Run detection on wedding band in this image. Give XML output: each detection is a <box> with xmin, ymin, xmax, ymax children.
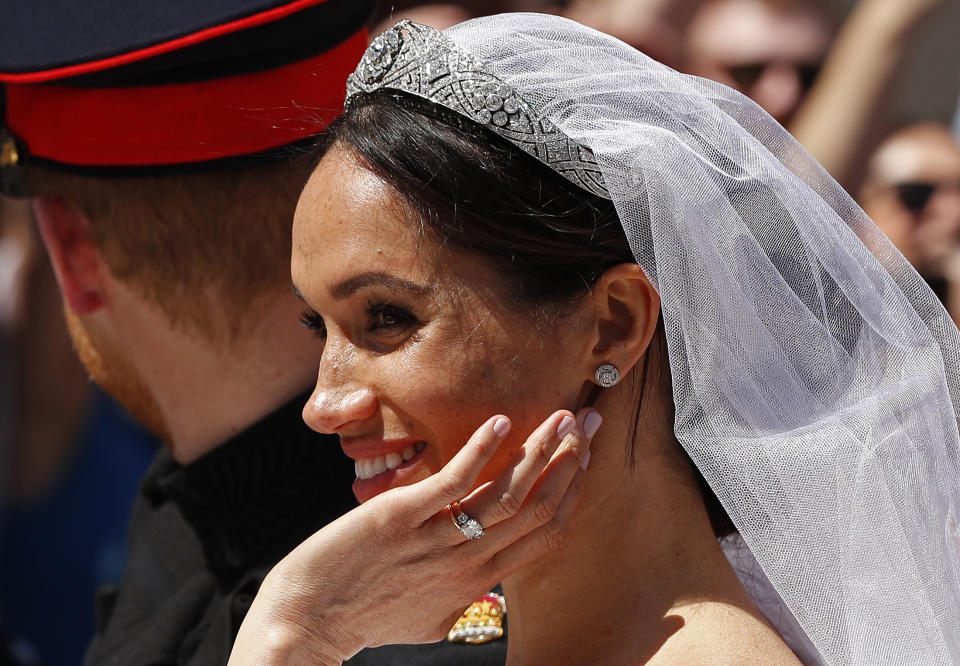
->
<box><xmin>448</xmin><ymin>500</ymin><xmax>485</xmax><ymax>540</ymax></box>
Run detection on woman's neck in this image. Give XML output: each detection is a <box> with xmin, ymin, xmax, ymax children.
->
<box><xmin>500</xmin><ymin>426</ymin><xmax>758</xmax><ymax>665</ymax></box>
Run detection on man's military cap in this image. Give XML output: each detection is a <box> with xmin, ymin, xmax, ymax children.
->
<box><xmin>0</xmin><ymin>0</ymin><xmax>376</xmax><ymax>194</ymax></box>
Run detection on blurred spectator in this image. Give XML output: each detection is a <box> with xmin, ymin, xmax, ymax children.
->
<box><xmin>564</xmin><ymin>0</ymin><xmax>706</xmax><ymax>68</ymax></box>
<box><xmin>789</xmin><ymin>0</ymin><xmax>950</xmax><ymax>192</ymax></box>
<box><xmin>860</xmin><ymin>122</ymin><xmax>960</xmax><ymax>317</ymax></box>
<box><xmin>682</xmin><ymin>0</ymin><xmax>951</xmax><ymax>193</ymax></box>
<box><xmin>685</xmin><ymin>0</ymin><xmax>837</xmax><ymax>125</ymax></box>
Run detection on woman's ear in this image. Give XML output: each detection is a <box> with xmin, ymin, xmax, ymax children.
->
<box><xmin>33</xmin><ymin>197</ymin><xmax>106</xmax><ymax>314</ymax></box>
<box><xmin>584</xmin><ymin>263</ymin><xmax>660</xmax><ymax>381</ymax></box>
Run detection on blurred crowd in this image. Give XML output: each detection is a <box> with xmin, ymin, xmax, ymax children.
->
<box><xmin>2</xmin><ymin>0</ymin><xmax>958</xmax><ymax>664</ymax></box>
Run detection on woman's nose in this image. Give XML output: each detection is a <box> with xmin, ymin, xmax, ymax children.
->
<box><xmin>302</xmin><ymin>353</ymin><xmax>378</xmax><ymax>434</ymax></box>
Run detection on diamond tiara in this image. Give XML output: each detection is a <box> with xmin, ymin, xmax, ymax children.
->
<box><xmin>345</xmin><ymin>20</ymin><xmax>610</xmax><ymax>200</ymax></box>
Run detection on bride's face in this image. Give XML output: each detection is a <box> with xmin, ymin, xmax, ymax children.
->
<box><xmin>292</xmin><ymin>145</ymin><xmax>589</xmax><ymax>502</ymax></box>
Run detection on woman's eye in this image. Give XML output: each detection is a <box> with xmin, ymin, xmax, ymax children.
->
<box><xmin>298</xmin><ymin>310</ymin><xmax>327</xmax><ymax>338</ymax></box>
<box><xmin>366</xmin><ymin>303</ymin><xmax>418</xmax><ymax>333</ymax></box>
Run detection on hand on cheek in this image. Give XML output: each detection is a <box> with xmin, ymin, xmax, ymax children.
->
<box><xmin>229</xmin><ymin>407</ymin><xmax>602</xmax><ymax>664</ymax></box>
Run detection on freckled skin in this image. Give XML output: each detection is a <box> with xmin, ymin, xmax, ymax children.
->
<box><xmin>291</xmin><ymin>144</ymin><xmax>591</xmax><ymax>497</ymax></box>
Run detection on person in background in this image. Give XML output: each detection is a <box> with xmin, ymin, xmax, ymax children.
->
<box><xmin>685</xmin><ymin>0</ymin><xmax>837</xmax><ymax>126</ymax></box>
<box><xmin>860</xmin><ymin>122</ymin><xmax>960</xmax><ymax>320</ymax></box>
<box><xmin>563</xmin><ymin>0</ymin><xmax>705</xmax><ymax>70</ymax></box>
<box><xmin>787</xmin><ymin>0</ymin><xmax>950</xmax><ymax>192</ymax></box>
<box><xmin>684</xmin><ymin>0</ymin><xmax>949</xmax><ymax>192</ymax></box>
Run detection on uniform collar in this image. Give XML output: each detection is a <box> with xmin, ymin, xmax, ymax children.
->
<box><xmin>142</xmin><ymin>393</ymin><xmax>357</xmax><ymax>583</ymax></box>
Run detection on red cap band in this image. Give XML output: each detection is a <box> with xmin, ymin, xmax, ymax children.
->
<box><xmin>4</xmin><ymin>29</ymin><xmax>366</xmax><ymax>167</ymax></box>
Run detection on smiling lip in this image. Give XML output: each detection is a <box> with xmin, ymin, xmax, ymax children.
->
<box><xmin>342</xmin><ymin>438</ymin><xmax>428</xmax><ymax>503</ymax></box>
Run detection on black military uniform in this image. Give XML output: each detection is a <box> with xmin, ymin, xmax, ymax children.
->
<box><xmin>0</xmin><ymin>2</ymin><xmax>506</xmax><ymax>663</ymax></box>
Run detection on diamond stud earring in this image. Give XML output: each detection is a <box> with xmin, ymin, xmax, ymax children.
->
<box><xmin>595</xmin><ymin>363</ymin><xmax>620</xmax><ymax>388</ymax></box>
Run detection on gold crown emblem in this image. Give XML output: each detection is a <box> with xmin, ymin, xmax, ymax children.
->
<box><xmin>446</xmin><ymin>592</ymin><xmax>506</xmax><ymax>644</ymax></box>
<box><xmin>0</xmin><ymin>136</ymin><xmax>19</xmax><ymax>168</ymax></box>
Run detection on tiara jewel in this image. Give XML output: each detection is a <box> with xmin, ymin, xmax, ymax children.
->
<box><xmin>346</xmin><ymin>21</ymin><xmax>610</xmax><ymax>199</ymax></box>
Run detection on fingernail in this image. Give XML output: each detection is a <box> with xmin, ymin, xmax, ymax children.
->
<box><xmin>583</xmin><ymin>412</ymin><xmax>603</xmax><ymax>439</ymax></box>
<box><xmin>493</xmin><ymin>417</ymin><xmax>511</xmax><ymax>438</ymax></box>
<box><xmin>581</xmin><ymin>450</ymin><xmax>592</xmax><ymax>470</ymax></box>
<box><xmin>557</xmin><ymin>415</ymin><xmax>576</xmax><ymax>440</ymax></box>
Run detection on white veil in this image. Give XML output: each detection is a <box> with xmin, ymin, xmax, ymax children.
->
<box><xmin>354</xmin><ymin>13</ymin><xmax>960</xmax><ymax>663</ymax></box>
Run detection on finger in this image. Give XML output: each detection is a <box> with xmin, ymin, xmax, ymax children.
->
<box><xmin>429</xmin><ymin>408</ymin><xmax>598</xmax><ymax>546</ymax></box>
<box><xmin>482</xmin><ymin>464</ymin><xmax>587</xmax><ymax>577</ymax></box>
<box><xmin>402</xmin><ymin>414</ymin><xmax>512</xmax><ymax>520</ymax></box>
<box><xmin>425</xmin><ymin>409</ymin><xmax>576</xmax><ymax>546</ymax></box>
<box><xmin>461</xmin><ymin>409</ymin><xmax>596</xmax><ymax>528</ymax></box>
<box><xmin>463</xmin><ymin>408</ymin><xmax>596</xmax><ymax>551</ymax></box>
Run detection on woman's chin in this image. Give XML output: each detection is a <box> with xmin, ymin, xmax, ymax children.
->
<box><xmin>352</xmin><ymin>459</ymin><xmax>433</xmax><ymax>503</ymax></box>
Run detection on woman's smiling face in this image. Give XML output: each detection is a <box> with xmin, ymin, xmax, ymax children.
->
<box><xmin>291</xmin><ymin>144</ymin><xmax>589</xmax><ymax>502</ymax></box>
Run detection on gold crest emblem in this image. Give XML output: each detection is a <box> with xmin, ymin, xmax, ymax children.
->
<box><xmin>0</xmin><ymin>136</ymin><xmax>19</xmax><ymax>168</ymax></box>
<box><xmin>447</xmin><ymin>592</ymin><xmax>507</xmax><ymax>644</ymax></box>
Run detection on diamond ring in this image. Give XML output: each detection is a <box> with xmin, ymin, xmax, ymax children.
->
<box><xmin>448</xmin><ymin>500</ymin><xmax>484</xmax><ymax>540</ymax></box>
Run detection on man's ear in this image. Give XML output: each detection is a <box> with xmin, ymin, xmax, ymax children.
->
<box><xmin>33</xmin><ymin>197</ymin><xmax>106</xmax><ymax>314</ymax></box>
<box><xmin>585</xmin><ymin>263</ymin><xmax>660</xmax><ymax>380</ymax></box>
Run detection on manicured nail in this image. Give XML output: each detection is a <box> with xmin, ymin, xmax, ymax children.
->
<box><xmin>493</xmin><ymin>417</ymin><xmax>511</xmax><ymax>438</ymax></box>
<box><xmin>557</xmin><ymin>415</ymin><xmax>576</xmax><ymax>440</ymax></box>
<box><xmin>583</xmin><ymin>411</ymin><xmax>603</xmax><ymax>439</ymax></box>
<box><xmin>581</xmin><ymin>450</ymin><xmax>592</xmax><ymax>470</ymax></box>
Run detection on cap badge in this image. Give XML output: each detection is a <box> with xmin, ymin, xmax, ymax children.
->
<box><xmin>0</xmin><ymin>135</ymin><xmax>19</xmax><ymax>168</ymax></box>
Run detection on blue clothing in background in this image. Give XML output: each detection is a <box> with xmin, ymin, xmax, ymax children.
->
<box><xmin>1</xmin><ymin>390</ymin><xmax>157</xmax><ymax>666</ymax></box>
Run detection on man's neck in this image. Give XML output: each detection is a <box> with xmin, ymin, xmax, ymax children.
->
<box><xmin>123</xmin><ymin>289</ymin><xmax>321</xmax><ymax>464</ymax></box>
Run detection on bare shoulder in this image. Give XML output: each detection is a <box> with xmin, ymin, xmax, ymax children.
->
<box><xmin>646</xmin><ymin>601</ymin><xmax>802</xmax><ymax>665</ymax></box>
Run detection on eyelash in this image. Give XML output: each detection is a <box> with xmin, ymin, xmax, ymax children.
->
<box><xmin>299</xmin><ymin>309</ymin><xmax>326</xmax><ymax>338</ymax></box>
<box><xmin>298</xmin><ymin>302</ymin><xmax>420</xmax><ymax>339</ymax></box>
<box><xmin>364</xmin><ymin>302</ymin><xmax>420</xmax><ymax>333</ymax></box>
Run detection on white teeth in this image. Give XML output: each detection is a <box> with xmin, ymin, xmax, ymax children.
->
<box><xmin>385</xmin><ymin>451</ymin><xmax>403</xmax><ymax>470</ymax></box>
<box><xmin>354</xmin><ymin>443</ymin><xmax>427</xmax><ymax>480</ymax></box>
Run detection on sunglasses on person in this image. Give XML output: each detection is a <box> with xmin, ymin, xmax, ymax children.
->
<box><xmin>893</xmin><ymin>182</ymin><xmax>960</xmax><ymax>213</ymax></box>
<box><xmin>727</xmin><ymin>62</ymin><xmax>822</xmax><ymax>93</ymax></box>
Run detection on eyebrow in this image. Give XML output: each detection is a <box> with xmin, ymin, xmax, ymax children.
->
<box><xmin>331</xmin><ymin>272</ymin><xmax>433</xmax><ymax>300</ymax></box>
<box><xmin>290</xmin><ymin>273</ymin><xmax>432</xmax><ymax>303</ymax></box>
